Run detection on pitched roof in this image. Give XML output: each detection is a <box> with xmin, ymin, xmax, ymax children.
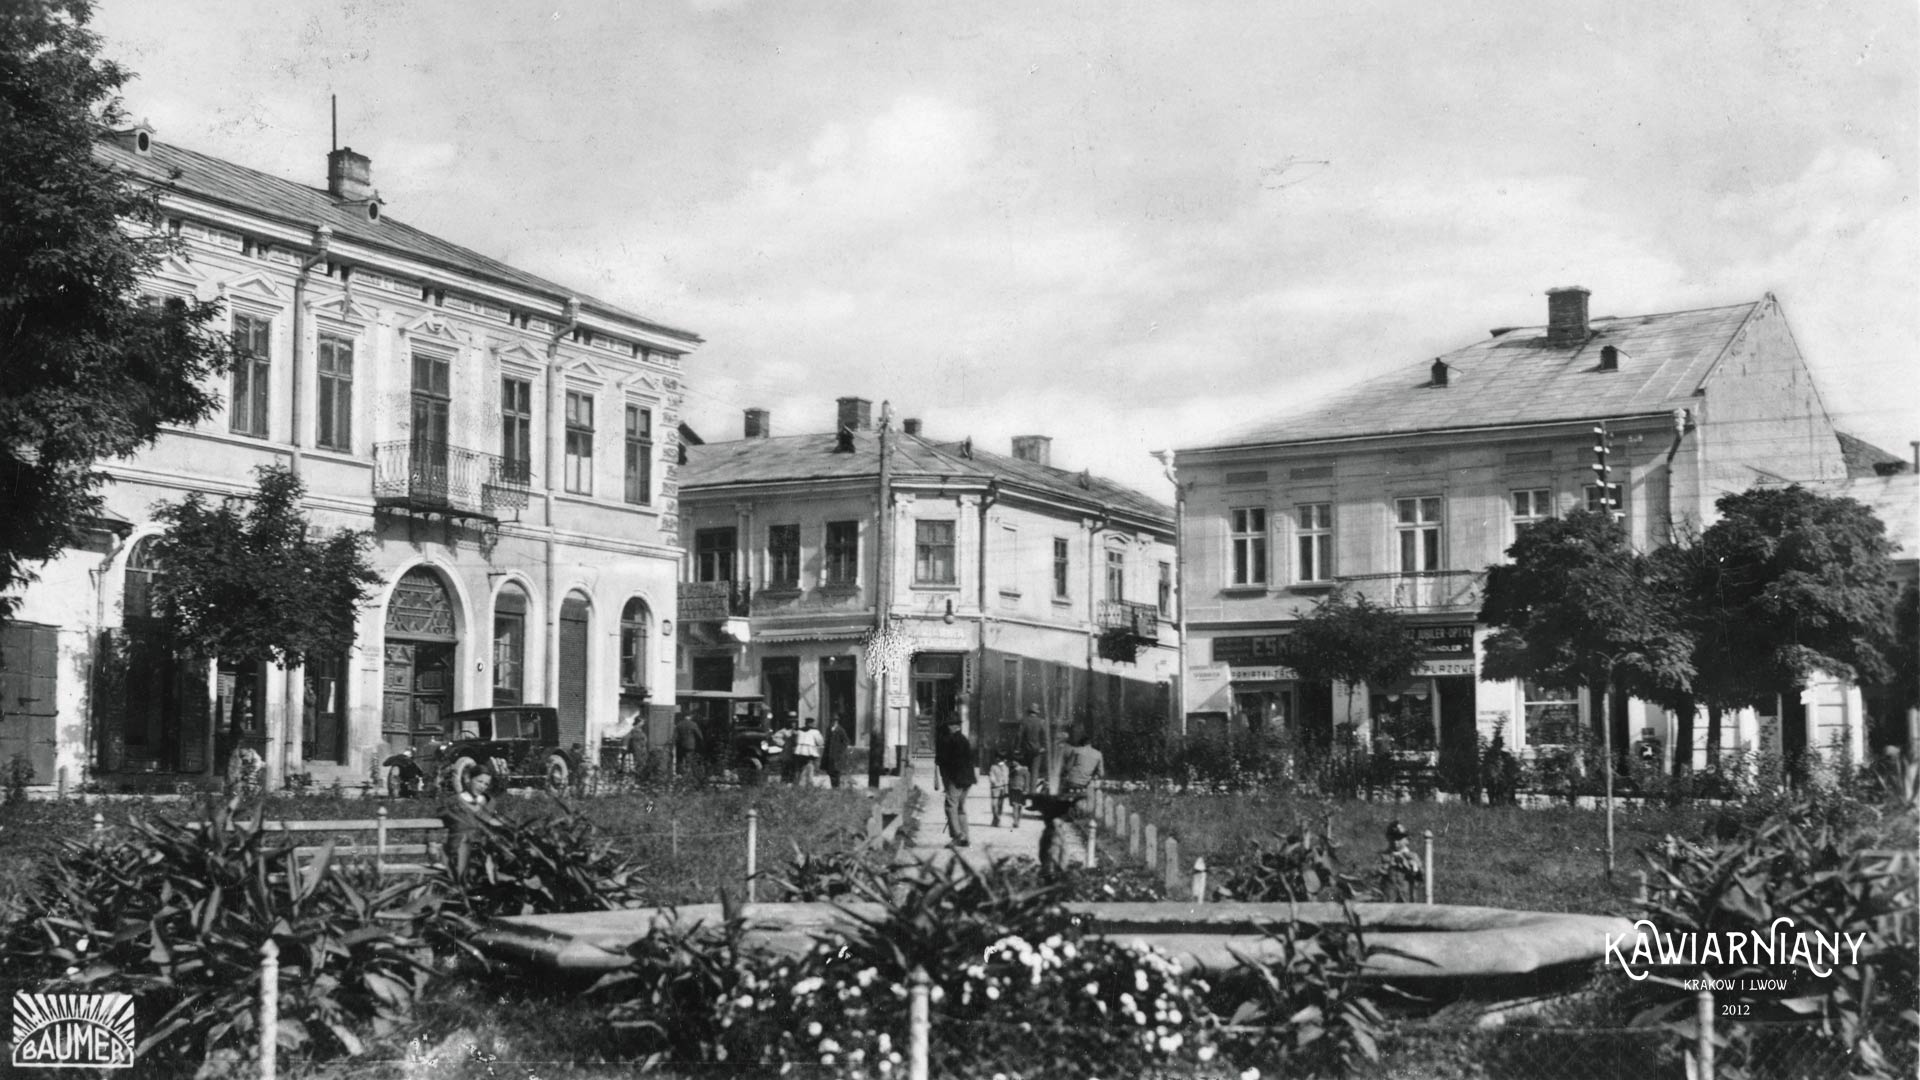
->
<box><xmin>1837</xmin><ymin>432</ymin><xmax>1912</xmax><ymax>478</ymax></box>
<box><xmin>97</xmin><ymin>137</ymin><xmax>700</xmax><ymax>346</ymax></box>
<box><xmin>682</xmin><ymin>432</ymin><xmax>1171</xmax><ymax>525</ymax></box>
<box><xmin>1189</xmin><ymin>299</ymin><xmax>1763</xmax><ymax>451</ymax></box>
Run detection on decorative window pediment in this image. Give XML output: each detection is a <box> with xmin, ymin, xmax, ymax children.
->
<box><xmin>398</xmin><ymin>311</ymin><xmax>466</xmax><ymax>348</ymax></box>
<box><xmin>219</xmin><ymin>270</ymin><xmax>288</xmax><ymax>311</ymax></box>
<box><xmin>559</xmin><ymin>356</ymin><xmax>608</xmax><ymax>386</ymax></box>
<box><xmin>617</xmin><ymin>371</ymin><xmax>663</xmax><ymax>394</ymax></box>
<box><xmin>308</xmin><ymin>292</ymin><xmax>377</xmax><ymax>330</ymax></box>
<box><xmin>491</xmin><ymin>340</ymin><xmax>546</xmax><ymax>376</ymax></box>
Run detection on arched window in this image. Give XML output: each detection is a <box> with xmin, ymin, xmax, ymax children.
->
<box><xmin>493</xmin><ymin>583</ymin><xmax>529</xmax><ymax>706</ymax></box>
<box><xmin>620</xmin><ymin>598</ymin><xmax>650</xmax><ymax>692</ymax></box>
<box><xmin>125</xmin><ymin>537</ymin><xmax>162</xmax><ymax>621</ymax></box>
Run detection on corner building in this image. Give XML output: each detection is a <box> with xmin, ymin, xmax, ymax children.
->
<box><xmin>1174</xmin><ymin>287</ymin><xmax>1876</xmax><ymax>781</ymax></box>
<box><xmin>677</xmin><ymin>401</ymin><xmax>1179</xmax><ymax>769</ymax></box>
<box><xmin>0</xmin><ymin>125</ymin><xmax>700</xmax><ymax>791</ymax></box>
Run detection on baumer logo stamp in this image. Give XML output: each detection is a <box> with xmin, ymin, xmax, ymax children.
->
<box><xmin>11</xmin><ymin>993</ymin><xmax>136</xmax><ymax>1069</ymax></box>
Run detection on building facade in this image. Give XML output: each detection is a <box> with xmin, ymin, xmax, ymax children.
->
<box><xmin>0</xmin><ymin>126</ymin><xmax>700</xmax><ymax>791</ymax></box>
<box><xmin>677</xmin><ymin>400</ymin><xmax>1179</xmax><ymax>767</ymax></box>
<box><xmin>1175</xmin><ymin>287</ymin><xmax>1877</xmax><ymax>781</ymax></box>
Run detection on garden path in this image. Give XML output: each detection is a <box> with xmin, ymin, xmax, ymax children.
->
<box><xmin>902</xmin><ymin>775</ymin><xmax>1092</xmax><ymax>870</ymax></box>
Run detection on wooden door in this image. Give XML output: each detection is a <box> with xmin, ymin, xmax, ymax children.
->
<box><xmin>0</xmin><ymin>623</ymin><xmax>58</xmax><ymax>782</ymax></box>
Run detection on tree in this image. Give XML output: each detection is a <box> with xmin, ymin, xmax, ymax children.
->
<box><xmin>1654</xmin><ymin>485</ymin><xmax>1899</xmax><ymax>759</ymax></box>
<box><xmin>1479</xmin><ymin>510</ymin><xmax>1695</xmax><ymax>757</ymax></box>
<box><xmin>1</xmin><ymin>0</ymin><xmax>231</xmax><ymax>620</ymax></box>
<box><xmin>1277</xmin><ymin>590</ymin><xmax>1421</xmax><ymax>732</ymax></box>
<box><xmin>148</xmin><ymin>464</ymin><xmax>378</xmax><ymax>767</ymax></box>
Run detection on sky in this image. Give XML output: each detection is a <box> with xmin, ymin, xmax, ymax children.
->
<box><xmin>92</xmin><ymin>0</ymin><xmax>1919</xmax><ymax>498</ymax></box>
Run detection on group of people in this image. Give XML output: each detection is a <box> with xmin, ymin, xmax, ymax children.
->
<box><xmin>730</xmin><ymin>714</ymin><xmax>853</xmax><ymax>787</ymax></box>
<box><xmin>934</xmin><ymin>704</ymin><xmax>1105</xmax><ymax>848</ymax></box>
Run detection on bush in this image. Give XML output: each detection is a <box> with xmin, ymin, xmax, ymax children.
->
<box><xmin>430</xmin><ymin>799</ymin><xmax>651</xmax><ymax>924</ymax></box>
<box><xmin>1212</xmin><ymin>905</ymin><xmax>1388</xmax><ymax>1077</ymax></box>
<box><xmin>0</xmin><ymin>797</ymin><xmax>431</xmax><ymax>1067</ymax></box>
<box><xmin>1217</xmin><ymin>821</ymin><xmax>1378</xmax><ymax>903</ymax></box>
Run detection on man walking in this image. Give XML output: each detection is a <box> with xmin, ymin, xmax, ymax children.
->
<box><xmin>1018</xmin><ymin>704</ymin><xmax>1050</xmax><ymax>793</ymax></box>
<box><xmin>672</xmin><ymin>711</ymin><xmax>704</xmax><ymax>778</ymax></box>
<box><xmin>935</xmin><ymin>717</ymin><xmax>977</xmax><ymax>848</ymax></box>
<box><xmin>823</xmin><ymin>716</ymin><xmax>850</xmax><ymax>788</ymax></box>
<box><xmin>793</xmin><ymin>717</ymin><xmax>824</xmax><ymax>786</ymax></box>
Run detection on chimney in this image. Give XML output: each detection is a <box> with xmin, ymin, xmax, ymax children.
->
<box><xmin>902</xmin><ymin>418</ymin><xmax>922</xmax><ymax>436</ymax></box>
<box><xmin>743</xmin><ymin>408</ymin><xmax>770</xmax><ymax>439</ymax></box>
<box><xmin>1011</xmin><ymin>435</ymin><xmax>1052</xmax><ymax>466</ymax></box>
<box><xmin>836</xmin><ymin>397</ymin><xmax>872</xmax><ymax>432</ymax></box>
<box><xmin>1430</xmin><ymin>358</ymin><xmax>1449</xmax><ymax>387</ymax></box>
<box><xmin>1545</xmin><ymin>286</ymin><xmax>1590</xmax><ymax>344</ymax></box>
<box><xmin>327</xmin><ymin>147</ymin><xmax>375</xmax><ymax>202</ymax></box>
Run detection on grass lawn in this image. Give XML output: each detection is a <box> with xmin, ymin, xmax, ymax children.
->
<box><xmin>1118</xmin><ymin>791</ymin><xmax>1723</xmax><ymax>914</ymax></box>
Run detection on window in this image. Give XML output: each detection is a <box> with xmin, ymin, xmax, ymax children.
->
<box><xmin>1524</xmin><ymin>680</ymin><xmax>1581</xmax><ymax>745</ymax></box>
<box><xmin>315</xmin><ymin>333</ymin><xmax>352</xmax><ymax>451</ymax></box>
<box><xmin>767</xmin><ymin>524</ymin><xmax>800</xmax><ymax>588</ymax></box>
<box><xmin>501</xmin><ymin>377</ymin><xmax>533</xmax><ymax>482</ymax></box>
<box><xmin>694</xmin><ymin>528</ymin><xmax>735</xmax><ymax>582</ymax></box>
<box><xmin>620</xmin><ymin>598</ymin><xmax>650</xmax><ymax>690</ymax></box>
<box><xmin>915</xmin><ymin>520</ymin><xmax>956</xmax><ymax>585</ymax></box>
<box><xmin>1512</xmin><ymin>488</ymin><xmax>1552</xmax><ymax>524</ymax></box>
<box><xmin>1296</xmin><ymin>503</ymin><xmax>1332</xmax><ymax>583</ymax></box>
<box><xmin>1105</xmin><ymin>549</ymin><xmax>1125</xmax><ymax>602</ymax></box>
<box><xmin>825</xmin><ymin>521</ymin><xmax>859</xmax><ymax>586</ymax></box>
<box><xmin>1052</xmin><ymin>538</ymin><xmax>1070</xmax><ymax>599</ymax></box>
<box><xmin>624</xmin><ymin>405</ymin><xmax>652</xmax><ymax>505</ymax></box>
<box><xmin>229</xmin><ymin>313</ymin><xmax>271</xmax><ymax>437</ymax></box>
<box><xmin>564</xmin><ymin>391</ymin><xmax>594</xmax><ymax>494</ymax></box>
<box><xmin>1229</xmin><ymin>507</ymin><xmax>1267</xmax><ymax>586</ymax></box>
<box><xmin>1157</xmin><ymin>561</ymin><xmax>1173</xmax><ymax>618</ymax></box>
<box><xmin>1396</xmin><ymin>496</ymin><xmax>1443</xmax><ymax>572</ymax></box>
<box><xmin>492</xmin><ymin>585</ymin><xmax>527</xmax><ymax>706</ymax></box>
<box><xmin>411</xmin><ymin>349</ymin><xmax>450</xmax><ymax>447</ymax></box>
<box><xmin>1584</xmin><ymin>483</ymin><xmax>1626</xmax><ymax>517</ymax></box>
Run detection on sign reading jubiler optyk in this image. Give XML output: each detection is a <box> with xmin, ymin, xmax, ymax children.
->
<box><xmin>11</xmin><ymin>993</ymin><xmax>137</xmax><ymax>1069</ymax></box>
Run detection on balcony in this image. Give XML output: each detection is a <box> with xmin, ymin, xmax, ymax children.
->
<box><xmin>373</xmin><ymin>440</ymin><xmax>529</xmax><ymax>521</ymax></box>
<box><xmin>678</xmin><ymin>580</ymin><xmax>751</xmax><ymax>622</ymax></box>
<box><xmin>1097</xmin><ymin>599</ymin><xmax>1160</xmax><ymax>638</ymax></box>
<box><xmin>1333</xmin><ymin>569</ymin><xmax>1484</xmax><ymax>612</ymax></box>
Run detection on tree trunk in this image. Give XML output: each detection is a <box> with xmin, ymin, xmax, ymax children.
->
<box><xmin>1673</xmin><ymin>695</ymin><xmax>1695</xmax><ymax>777</ymax></box>
<box><xmin>1706</xmin><ymin>702</ymin><xmax>1723</xmax><ymax>768</ymax></box>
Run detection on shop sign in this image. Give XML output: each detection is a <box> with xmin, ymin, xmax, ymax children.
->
<box><xmin>1413</xmin><ymin>624</ymin><xmax>1475</xmax><ymax>658</ymax></box>
<box><xmin>1185</xmin><ymin>662</ymin><xmax>1234</xmax><ymax>714</ymax></box>
<box><xmin>1210</xmin><ymin>635</ymin><xmax>1286</xmax><ymax>666</ymax></box>
<box><xmin>1414</xmin><ymin>659</ymin><xmax>1476</xmax><ymax>676</ymax></box>
<box><xmin>1229</xmin><ymin>665</ymin><xmax>1299</xmax><ymax>683</ymax></box>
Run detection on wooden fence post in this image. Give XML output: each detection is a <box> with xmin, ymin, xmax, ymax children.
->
<box><xmin>92</xmin><ymin>812</ymin><xmax>103</xmax><ymax>836</ymax></box>
<box><xmin>1423</xmin><ymin>829</ymin><xmax>1434</xmax><ymax>905</ymax></box>
<box><xmin>1164</xmin><ymin>837</ymin><xmax>1181</xmax><ymax>897</ymax></box>
<box><xmin>375</xmin><ymin>805</ymin><xmax>389</xmax><ymax>879</ymax></box>
<box><xmin>908</xmin><ymin>965</ymin><xmax>931</xmax><ymax>1080</ymax></box>
<box><xmin>1191</xmin><ymin>856</ymin><xmax>1208</xmax><ymax>902</ymax></box>
<box><xmin>1695</xmin><ymin>984</ymin><xmax>1715</xmax><ymax>1079</ymax></box>
<box><xmin>1085</xmin><ymin>817</ymin><xmax>1098</xmax><ymax>868</ymax></box>
<box><xmin>745</xmin><ymin>807</ymin><xmax>759</xmax><ymax>904</ymax></box>
<box><xmin>1129</xmin><ymin>813</ymin><xmax>1143</xmax><ymax>859</ymax></box>
<box><xmin>258</xmin><ymin>939</ymin><xmax>279</xmax><ymax>1080</ymax></box>
<box><xmin>1634</xmin><ymin>870</ymin><xmax>1648</xmax><ymax>904</ymax></box>
<box><xmin>671</xmin><ymin>817</ymin><xmax>679</xmax><ymax>858</ymax></box>
<box><xmin>1144</xmin><ymin>823</ymin><xmax>1158</xmax><ymax>870</ymax></box>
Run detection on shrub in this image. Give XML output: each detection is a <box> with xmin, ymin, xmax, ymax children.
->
<box><xmin>1217</xmin><ymin>821</ymin><xmax>1378</xmax><ymax>903</ymax></box>
<box><xmin>0</xmin><ymin>798</ymin><xmax>432</xmax><ymax>1067</ymax></box>
<box><xmin>769</xmin><ymin>831</ymin><xmax>894</xmax><ymax>901</ymax></box>
<box><xmin>429</xmin><ymin>799</ymin><xmax>651</xmax><ymax>925</ymax></box>
<box><xmin>4</xmin><ymin>752</ymin><xmax>33</xmax><ymax>804</ymax></box>
<box><xmin>1212</xmin><ymin>904</ymin><xmax>1388</xmax><ymax>1077</ymax></box>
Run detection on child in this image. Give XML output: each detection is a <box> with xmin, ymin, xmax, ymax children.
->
<box><xmin>1006</xmin><ymin>758</ymin><xmax>1031</xmax><ymax>827</ymax></box>
<box><xmin>1378</xmin><ymin>820</ymin><xmax>1423</xmax><ymax>903</ymax></box>
<box><xmin>987</xmin><ymin>755</ymin><xmax>1010</xmax><ymax>827</ymax></box>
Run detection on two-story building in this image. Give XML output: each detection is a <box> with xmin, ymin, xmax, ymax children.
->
<box><xmin>0</xmin><ymin>124</ymin><xmax>700</xmax><ymax>791</ymax></box>
<box><xmin>1174</xmin><ymin>287</ymin><xmax>1878</xmax><ymax>782</ymax></box>
<box><xmin>677</xmin><ymin>399</ymin><xmax>1178</xmax><ymax>768</ymax></box>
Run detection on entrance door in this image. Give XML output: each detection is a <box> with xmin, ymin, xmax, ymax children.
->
<box><xmin>0</xmin><ymin>623</ymin><xmax>58</xmax><ymax>783</ymax></box>
<box><xmin>1435</xmin><ymin>675</ymin><xmax>1478</xmax><ymax>794</ymax></box>
<box><xmin>910</xmin><ymin>654</ymin><xmax>962</xmax><ymax>757</ymax></box>
<box><xmin>382</xmin><ymin>642</ymin><xmax>452</xmax><ymax>750</ymax></box>
<box><xmin>820</xmin><ymin>656</ymin><xmax>856</xmax><ymax>740</ymax></box>
<box><xmin>762</xmin><ymin>657</ymin><xmax>799</xmax><ymax>725</ymax></box>
<box><xmin>304</xmin><ymin>654</ymin><xmax>348</xmax><ymax>763</ymax></box>
<box><xmin>558</xmin><ymin>595</ymin><xmax>590</xmax><ymax>750</ymax></box>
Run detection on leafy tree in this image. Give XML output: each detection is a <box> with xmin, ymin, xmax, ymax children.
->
<box><xmin>149</xmin><ymin>465</ymin><xmax>380</xmax><ymax>671</ymax></box>
<box><xmin>1277</xmin><ymin>590</ymin><xmax>1420</xmax><ymax>730</ymax></box>
<box><xmin>1479</xmin><ymin>509</ymin><xmax>1694</xmax><ymax>758</ymax></box>
<box><xmin>1654</xmin><ymin>485</ymin><xmax>1899</xmax><ymax>758</ymax></box>
<box><xmin>1</xmin><ymin>0</ymin><xmax>232</xmax><ymax>620</ymax></box>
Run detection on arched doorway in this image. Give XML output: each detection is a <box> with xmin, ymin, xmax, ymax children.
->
<box><xmin>619</xmin><ymin>597</ymin><xmax>652</xmax><ymax>742</ymax></box>
<box><xmin>383</xmin><ymin>567</ymin><xmax>458</xmax><ymax>750</ymax></box>
<box><xmin>493</xmin><ymin>582</ymin><xmax>530</xmax><ymax>706</ymax></box>
<box><xmin>108</xmin><ymin>537</ymin><xmax>207</xmax><ymax>774</ymax></box>
<box><xmin>558</xmin><ymin>592</ymin><xmax>591</xmax><ymax>750</ymax></box>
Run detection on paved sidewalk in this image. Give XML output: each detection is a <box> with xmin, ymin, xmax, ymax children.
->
<box><xmin>900</xmin><ymin>774</ymin><xmax>1096</xmax><ymax>870</ymax></box>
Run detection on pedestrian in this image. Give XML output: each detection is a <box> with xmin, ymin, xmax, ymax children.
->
<box><xmin>673</xmin><ymin>711</ymin><xmax>704</xmax><ymax>778</ymax></box>
<box><xmin>987</xmin><ymin>753</ymin><xmax>1010</xmax><ymax>828</ymax></box>
<box><xmin>935</xmin><ymin>717</ymin><xmax>976</xmax><ymax>848</ymax></box>
<box><xmin>446</xmin><ymin>766</ymin><xmax>503</xmax><ymax>878</ymax></box>
<box><xmin>774</xmin><ymin>715</ymin><xmax>799</xmax><ymax>784</ymax></box>
<box><xmin>1006</xmin><ymin>758</ymin><xmax>1031</xmax><ymax>826</ymax></box>
<box><xmin>1018</xmin><ymin>704</ymin><xmax>1050</xmax><ymax>793</ymax></box>
<box><xmin>1057</xmin><ymin>727</ymin><xmax>1105</xmax><ymax>803</ymax></box>
<box><xmin>793</xmin><ymin>717</ymin><xmax>824</xmax><ymax>786</ymax></box>
<box><xmin>1378</xmin><ymin>820</ymin><xmax>1423</xmax><ymax>903</ymax></box>
<box><xmin>733</xmin><ymin>717</ymin><xmax>768</xmax><ymax>787</ymax></box>
<box><xmin>823</xmin><ymin>717</ymin><xmax>850</xmax><ymax>788</ymax></box>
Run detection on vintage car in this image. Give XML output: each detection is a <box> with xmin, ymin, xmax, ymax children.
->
<box><xmin>384</xmin><ymin>705</ymin><xmax>581</xmax><ymax>795</ymax></box>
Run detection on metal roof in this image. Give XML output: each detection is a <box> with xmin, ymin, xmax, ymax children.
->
<box><xmin>98</xmin><ymin>136</ymin><xmax>701</xmax><ymax>346</ymax></box>
<box><xmin>1189</xmin><ymin>299</ymin><xmax>1765</xmax><ymax>451</ymax></box>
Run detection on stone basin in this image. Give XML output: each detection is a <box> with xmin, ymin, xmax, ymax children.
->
<box><xmin>476</xmin><ymin>901</ymin><xmax>1633</xmax><ymax>983</ymax></box>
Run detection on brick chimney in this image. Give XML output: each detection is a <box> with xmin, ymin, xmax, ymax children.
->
<box><xmin>902</xmin><ymin>418</ymin><xmax>922</xmax><ymax>436</ymax></box>
<box><xmin>327</xmin><ymin>147</ymin><xmax>374</xmax><ymax>202</ymax></box>
<box><xmin>743</xmin><ymin>408</ymin><xmax>770</xmax><ymax>439</ymax></box>
<box><xmin>836</xmin><ymin>397</ymin><xmax>872</xmax><ymax>432</ymax></box>
<box><xmin>1011</xmin><ymin>435</ymin><xmax>1052</xmax><ymax>466</ymax></box>
<box><xmin>1546</xmin><ymin>286</ymin><xmax>1590</xmax><ymax>344</ymax></box>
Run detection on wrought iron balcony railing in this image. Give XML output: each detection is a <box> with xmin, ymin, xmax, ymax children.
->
<box><xmin>373</xmin><ymin>440</ymin><xmax>530</xmax><ymax>520</ymax></box>
<box><xmin>1096</xmin><ymin>599</ymin><xmax>1159</xmax><ymax>638</ymax></box>
<box><xmin>1333</xmin><ymin>569</ymin><xmax>1485</xmax><ymax>612</ymax></box>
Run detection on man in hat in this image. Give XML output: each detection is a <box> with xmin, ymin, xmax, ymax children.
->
<box><xmin>935</xmin><ymin>717</ymin><xmax>977</xmax><ymax>847</ymax></box>
<box><xmin>1378</xmin><ymin>820</ymin><xmax>1423</xmax><ymax>902</ymax></box>
<box><xmin>1017</xmin><ymin>704</ymin><xmax>1051</xmax><ymax>793</ymax></box>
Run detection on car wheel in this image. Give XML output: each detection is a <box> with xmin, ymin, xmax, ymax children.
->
<box><xmin>544</xmin><ymin>752</ymin><xmax>573</xmax><ymax>792</ymax></box>
<box><xmin>444</xmin><ymin>755</ymin><xmax>479</xmax><ymax>796</ymax></box>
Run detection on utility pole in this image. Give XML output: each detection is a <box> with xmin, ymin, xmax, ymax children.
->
<box><xmin>875</xmin><ymin>402</ymin><xmax>895</xmax><ymax>772</ymax></box>
<box><xmin>1593</xmin><ymin>423</ymin><xmax>1616</xmax><ymax>881</ymax></box>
